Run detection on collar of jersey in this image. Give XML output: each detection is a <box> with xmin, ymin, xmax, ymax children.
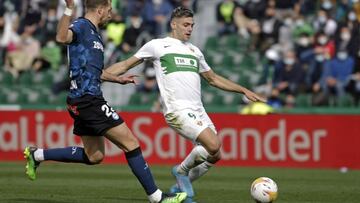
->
<box><xmin>79</xmin><ymin>17</ymin><xmax>98</xmax><ymax>33</ymax></box>
<box><xmin>166</xmin><ymin>36</ymin><xmax>188</xmax><ymax>45</ymax></box>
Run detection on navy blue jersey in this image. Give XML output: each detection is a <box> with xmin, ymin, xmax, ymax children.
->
<box><xmin>68</xmin><ymin>18</ymin><xmax>105</xmax><ymax>98</ymax></box>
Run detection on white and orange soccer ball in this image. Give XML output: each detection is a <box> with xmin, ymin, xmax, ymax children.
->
<box><xmin>250</xmin><ymin>177</ymin><xmax>278</xmax><ymax>203</ymax></box>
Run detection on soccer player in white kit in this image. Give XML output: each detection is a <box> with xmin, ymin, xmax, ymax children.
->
<box><xmin>105</xmin><ymin>7</ymin><xmax>265</xmax><ymax>203</ymax></box>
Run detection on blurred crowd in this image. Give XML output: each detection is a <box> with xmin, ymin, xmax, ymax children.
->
<box><xmin>0</xmin><ymin>0</ymin><xmax>359</xmax><ymax>108</ymax></box>
<box><xmin>0</xmin><ymin>0</ymin><xmax>196</xmax><ymax>95</ymax></box>
<box><xmin>215</xmin><ymin>0</ymin><xmax>360</xmax><ymax>107</ymax></box>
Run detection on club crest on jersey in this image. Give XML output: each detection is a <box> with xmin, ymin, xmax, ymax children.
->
<box><xmin>93</xmin><ymin>41</ymin><xmax>104</xmax><ymax>52</ymax></box>
<box><xmin>112</xmin><ymin>112</ymin><xmax>119</xmax><ymax>120</ymax></box>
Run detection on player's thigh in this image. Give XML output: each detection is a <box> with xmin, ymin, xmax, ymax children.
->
<box><xmin>165</xmin><ymin>109</ymin><xmax>210</xmax><ymax>141</ymax></box>
<box><xmin>81</xmin><ymin>135</ymin><xmax>105</xmax><ymax>161</ymax></box>
<box><xmin>104</xmin><ymin>122</ymin><xmax>139</xmax><ymax>152</ymax></box>
<box><xmin>196</xmin><ymin>128</ymin><xmax>221</xmax><ymax>156</ymax></box>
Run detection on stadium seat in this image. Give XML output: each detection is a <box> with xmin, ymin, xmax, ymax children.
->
<box><xmin>336</xmin><ymin>94</ymin><xmax>354</xmax><ymax>107</ymax></box>
<box><xmin>128</xmin><ymin>92</ymin><xmax>158</xmax><ymax>105</ymax></box>
<box><xmin>202</xmin><ymin>91</ymin><xmax>222</xmax><ymax>105</ymax></box>
<box><xmin>295</xmin><ymin>94</ymin><xmax>311</xmax><ymax>107</ymax></box>
<box><xmin>50</xmin><ymin>91</ymin><xmax>68</xmax><ymax>105</ymax></box>
<box><xmin>18</xmin><ymin>71</ymin><xmax>33</xmax><ymax>85</ymax></box>
<box><xmin>221</xmin><ymin>54</ymin><xmax>235</xmax><ymax>67</ymax></box>
<box><xmin>0</xmin><ymin>71</ymin><xmax>14</xmax><ymax>86</ymax></box>
<box><xmin>225</xmin><ymin>35</ymin><xmax>240</xmax><ymax>51</ymax></box>
<box><xmin>32</xmin><ymin>70</ymin><xmax>54</xmax><ymax>86</ymax></box>
<box><xmin>221</xmin><ymin>93</ymin><xmax>241</xmax><ymax>105</ymax></box>
<box><xmin>204</xmin><ymin>36</ymin><xmax>219</xmax><ymax>51</ymax></box>
<box><xmin>0</xmin><ymin>91</ymin><xmax>7</xmax><ymax>103</ymax></box>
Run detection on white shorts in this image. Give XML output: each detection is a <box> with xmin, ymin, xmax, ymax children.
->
<box><xmin>164</xmin><ymin>108</ymin><xmax>217</xmax><ymax>141</ymax></box>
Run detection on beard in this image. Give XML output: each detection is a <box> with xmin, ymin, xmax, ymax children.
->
<box><xmin>99</xmin><ymin>18</ymin><xmax>110</xmax><ymax>28</ymax></box>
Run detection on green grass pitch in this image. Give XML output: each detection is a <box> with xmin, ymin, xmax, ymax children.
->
<box><xmin>0</xmin><ymin>162</ymin><xmax>359</xmax><ymax>203</ymax></box>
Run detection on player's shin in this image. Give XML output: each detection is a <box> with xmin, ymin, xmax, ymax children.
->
<box><xmin>43</xmin><ymin>147</ymin><xmax>93</xmax><ymax>164</ymax></box>
<box><xmin>178</xmin><ymin>145</ymin><xmax>209</xmax><ymax>175</ymax></box>
<box><xmin>125</xmin><ymin>147</ymin><xmax>160</xmax><ymax>200</ymax></box>
<box><xmin>188</xmin><ymin>161</ymin><xmax>213</xmax><ymax>182</ymax></box>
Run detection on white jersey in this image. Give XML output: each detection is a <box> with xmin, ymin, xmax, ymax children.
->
<box><xmin>134</xmin><ymin>37</ymin><xmax>211</xmax><ymax>114</ymax></box>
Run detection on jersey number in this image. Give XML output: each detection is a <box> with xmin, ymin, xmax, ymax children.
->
<box><xmin>101</xmin><ymin>104</ymin><xmax>115</xmax><ymax>117</ymax></box>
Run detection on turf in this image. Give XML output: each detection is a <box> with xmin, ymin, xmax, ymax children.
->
<box><xmin>0</xmin><ymin>162</ymin><xmax>359</xmax><ymax>203</ymax></box>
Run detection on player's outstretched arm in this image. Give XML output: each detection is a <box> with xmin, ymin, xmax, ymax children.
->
<box><xmin>56</xmin><ymin>0</ymin><xmax>74</xmax><ymax>44</ymax></box>
<box><xmin>101</xmin><ymin>70</ymin><xmax>138</xmax><ymax>85</ymax></box>
<box><xmin>106</xmin><ymin>56</ymin><xmax>144</xmax><ymax>76</ymax></box>
<box><xmin>201</xmin><ymin>70</ymin><xmax>266</xmax><ymax>102</ymax></box>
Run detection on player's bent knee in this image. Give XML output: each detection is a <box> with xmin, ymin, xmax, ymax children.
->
<box><xmin>88</xmin><ymin>152</ymin><xmax>104</xmax><ymax>165</ymax></box>
<box><xmin>207</xmin><ymin>140</ymin><xmax>221</xmax><ymax>156</ymax></box>
<box><xmin>207</xmin><ymin>151</ymin><xmax>221</xmax><ymax>164</ymax></box>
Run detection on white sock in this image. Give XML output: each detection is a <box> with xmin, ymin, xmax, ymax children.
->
<box><xmin>34</xmin><ymin>148</ymin><xmax>44</xmax><ymax>162</ymax></box>
<box><xmin>188</xmin><ymin>161</ymin><xmax>213</xmax><ymax>182</ymax></box>
<box><xmin>148</xmin><ymin>189</ymin><xmax>162</xmax><ymax>203</ymax></box>
<box><xmin>178</xmin><ymin>145</ymin><xmax>209</xmax><ymax>175</ymax></box>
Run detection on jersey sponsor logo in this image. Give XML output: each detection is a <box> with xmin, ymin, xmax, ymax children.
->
<box><xmin>160</xmin><ymin>53</ymin><xmax>199</xmax><ymax>74</ymax></box>
<box><xmin>164</xmin><ymin>45</ymin><xmax>171</xmax><ymax>48</ymax></box>
<box><xmin>174</xmin><ymin>57</ymin><xmax>198</xmax><ymax>67</ymax></box>
<box><xmin>93</xmin><ymin>41</ymin><xmax>104</xmax><ymax>52</ymax></box>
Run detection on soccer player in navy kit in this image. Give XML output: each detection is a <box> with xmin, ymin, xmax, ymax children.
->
<box><xmin>23</xmin><ymin>1</ymin><xmax>186</xmax><ymax>203</ymax></box>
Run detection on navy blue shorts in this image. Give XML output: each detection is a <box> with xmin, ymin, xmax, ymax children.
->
<box><xmin>66</xmin><ymin>94</ymin><xmax>124</xmax><ymax>136</ymax></box>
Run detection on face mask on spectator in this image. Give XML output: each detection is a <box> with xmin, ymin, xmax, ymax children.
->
<box><xmin>297</xmin><ymin>37</ymin><xmax>310</xmax><ymax>47</ymax></box>
<box><xmin>318</xmin><ymin>15</ymin><xmax>327</xmax><ymax>23</ymax></box>
<box><xmin>284</xmin><ymin>18</ymin><xmax>292</xmax><ymax>26</ymax></box>
<box><xmin>316</xmin><ymin>54</ymin><xmax>325</xmax><ymax>62</ymax></box>
<box><xmin>337</xmin><ymin>51</ymin><xmax>348</xmax><ymax>60</ymax></box>
<box><xmin>322</xmin><ymin>1</ymin><xmax>333</xmax><ymax>10</ymax></box>
<box><xmin>318</xmin><ymin>36</ymin><xmax>328</xmax><ymax>45</ymax></box>
<box><xmin>284</xmin><ymin>58</ymin><xmax>295</xmax><ymax>65</ymax></box>
<box><xmin>153</xmin><ymin>0</ymin><xmax>163</xmax><ymax>5</ymax></box>
<box><xmin>295</xmin><ymin>19</ymin><xmax>304</xmax><ymax>26</ymax></box>
<box><xmin>132</xmin><ymin>18</ymin><xmax>142</xmax><ymax>29</ymax></box>
<box><xmin>341</xmin><ymin>32</ymin><xmax>351</xmax><ymax>41</ymax></box>
<box><xmin>348</xmin><ymin>12</ymin><xmax>357</xmax><ymax>21</ymax></box>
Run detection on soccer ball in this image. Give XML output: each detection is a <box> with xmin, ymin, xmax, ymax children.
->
<box><xmin>250</xmin><ymin>177</ymin><xmax>278</xmax><ymax>203</ymax></box>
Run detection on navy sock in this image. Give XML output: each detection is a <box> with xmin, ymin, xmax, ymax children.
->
<box><xmin>125</xmin><ymin>147</ymin><xmax>158</xmax><ymax>195</ymax></box>
<box><xmin>44</xmin><ymin>147</ymin><xmax>91</xmax><ymax>164</ymax></box>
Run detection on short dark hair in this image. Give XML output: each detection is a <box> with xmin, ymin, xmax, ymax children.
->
<box><xmin>85</xmin><ymin>0</ymin><xmax>110</xmax><ymax>11</ymax></box>
<box><xmin>170</xmin><ymin>7</ymin><xmax>194</xmax><ymax>21</ymax></box>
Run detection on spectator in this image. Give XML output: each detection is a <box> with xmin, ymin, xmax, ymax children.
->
<box><xmin>137</xmin><ymin>65</ymin><xmax>159</xmax><ymax>93</ymax></box>
<box><xmin>320</xmin><ymin>49</ymin><xmax>354</xmax><ymax>97</ymax></box>
<box><xmin>32</xmin><ymin>38</ymin><xmax>61</xmax><ymax>72</ymax></box>
<box><xmin>121</xmin><ymin>12</ymin><xmax>147</xmax><ymax>53</ymax></box>
<box><xmin>335</xmin><ymin>26</ymin><xmax>359</xmax><ymax>58</ymax></box>
<box><xmin>4</xmin><ymin>24</ymin><xmax>40</xmax><ymax>78</ymax></box>
<box><xmin>215</xmin><ymin>0</ymin><xmax>240</xmax><ymax>36</ymax></box>
<box><xmin>243</xmin><ymin>0</ymin><xmax>267</xmax><ymax>20</ymax></box>
<box><xmin>0</xmin><ymin>8</ymin><xmax>19</xmax><ymax>65</ymax></box>
<box><xmin>313</xmin><ymin>9</ymin><xmax>337</xmax><ymax>36</ymax></box>
<box><xmin>142</xmin><ymin>0</ymin><xmax>174</xmax><ymax>37</ymax></box>
<box><xmin>346</xmin><ymin>69</ymin><xmax>360</xmax><ymax>106</ymax></box>
<box><xmin>273</xmin><ymin>50</ymin><xmax>306</xmax><ymax>95</ymax></box>
<box><xmin>258</xmin><ymin>6</ymin><xmax>283</xmax><ymax>53</ymax></box>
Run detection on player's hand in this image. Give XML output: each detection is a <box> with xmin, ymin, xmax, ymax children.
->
<box><xmin>244</xmin><ymin>89</ymin><xmax>267</xmax><ymax>103</ymax></box>
<box><xmin>117</xmin><ymin>74</ymin><xmax>139</xmax><ymax>85</ymax></box>
<box><xmin>65</xmin><ymin>0</ymin><xmax>75</xmax><ymax>9</ymax></box>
